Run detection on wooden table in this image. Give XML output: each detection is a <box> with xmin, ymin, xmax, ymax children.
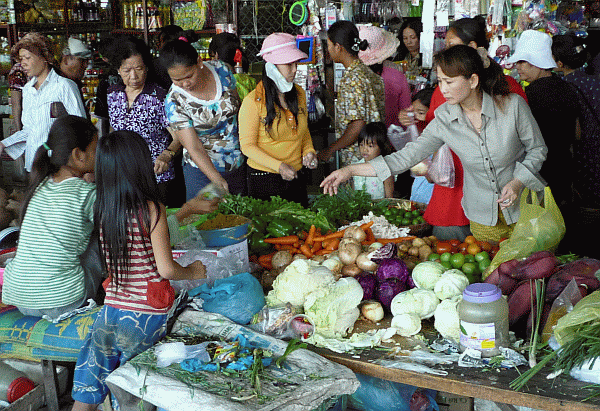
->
<box><xmin>309</xmin><ymin>318</ymin><xmax>600</xmax><ymax>411</ymax></box>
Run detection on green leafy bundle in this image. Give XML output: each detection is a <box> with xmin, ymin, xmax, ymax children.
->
<box><xmin>309</xmin><ymin>186</ymin><xmax>389</xmax><ymax>227</ymax></box>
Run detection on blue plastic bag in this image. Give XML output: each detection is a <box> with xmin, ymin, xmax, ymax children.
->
<box><xmin>348</xmin><ymin>373</ymin><xmax>439</xmax><ymax>411</ymax></box>
<box><xmin>195</xmin><ymin>272</ymin><xmax>265</xmax><ymax>324</ymax></box>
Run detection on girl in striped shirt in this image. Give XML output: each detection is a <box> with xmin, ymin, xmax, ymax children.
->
<box><xmin>71</xmin><ymin>130</ymin><xmax>207</xmax><ymax>411</ymax></box>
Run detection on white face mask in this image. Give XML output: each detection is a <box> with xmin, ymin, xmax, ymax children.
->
<box><xmin>265</xmin><ymin>62</ymin><xmax>294</xmax><ymax>93</ymax></box>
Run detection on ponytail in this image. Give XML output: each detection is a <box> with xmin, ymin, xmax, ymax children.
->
<box><xmin>435</xmin><ymin>45</ymin><xmax>509</xmax><ymax>106</ymax></box>
<box><xmin>328</xmin><ymin>21</ymin><xmax>367</xmax><ymax>56</ymax></box>
<box><xmin>21</xmin><ymin>115</ymin><xmax>97</xmax><ymax>224</ymax></box>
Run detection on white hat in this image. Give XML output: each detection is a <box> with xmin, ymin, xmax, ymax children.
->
<box><xmin>506</xmin><ymin>30</ymin><xmax>557</xmax><ymax>69</ymax></box>
<box><xmin>63</xmin><ymin>37</ymin><xmax>92</xmax><ymax>59</ymax></box>
<box><xmin>358</xmin><ymin>25</ymin><xmax>400</xmax><ymax>66</ymax></box>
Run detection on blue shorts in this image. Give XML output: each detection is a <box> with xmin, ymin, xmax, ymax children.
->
<box><xmin>71</xmin><ymin>305</ymin><xmax>168</xmax><ymax>405</ymax></box>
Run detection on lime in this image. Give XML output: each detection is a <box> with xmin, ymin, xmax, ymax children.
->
<box><xmin>416</xmin><ymin>216</ymin><xmax>425</xmax><ymax>224</ymax></box>
<box><xmin>463</xmin><ymin>254</ymin><xmax>475</xmax><ymax>263</ymax></box>
<box><xmin>440</xmin><ymin>252</ymin><xmax>452</xmax><ymax>263</ymax></box>
<box><xmin>427</xmin><ymin>253</ymin><xmax>440</xmax><ymax>262</ymax></box>
<box><xmin>404</xmin><ymin>211</ymin><xmax>413</xmax><ymax>219</ymax></box>
<box><xmin>411</xmin><ymin>209</ymin><xmax>421</xmax><ymax>217</ymax></box>
<box><xmin>412</xmin><ymin>218</ymin><xmax>421</xmax><ymax>225</ymax></box>
<box><xmin>475</xmin><ymin>251</ymin><xmax>490</xmax><ymax>262</ymax></box>
<box><xmin>461</xmin><ymin>262</ymin><xmax>479</xmax><ymax>283</ymax></box>
<box><xmin>450</xmin><ymin>253</ymin><xmax>465</xmax><ymax>269</ymax></box>
<box><xmin>401</xmin><ymin>218</ymin><xmax>411</xmax><ymax>226</ymax></box>
<box><xmin>440</xmin><ymin>261</ymin><xmax>452</xmax><ymax>270</ymax></box>
<box><xmin>478</xmin><ymin>259</ymin><xmax>491</xmax><ymax>272</ymax></box>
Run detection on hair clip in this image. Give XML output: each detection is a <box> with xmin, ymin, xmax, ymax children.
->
<box><xmin>477</xmin><ymin>47</ymin><xmax>491</xmax><ymax>69</ymax></box>
<box><xmin>178</xmin><ymin>36</ymin><xmax>188</xmax><ymax>42</ymax></box>
<box><xmin>43</xmin><ymin>142</ymin><xmax>53</xmax><ymax>157</ymax></box>
<box><xmin>234</xmin><ymin>49</ymin><xmax>242</xmax><ymax>64</ymax></box>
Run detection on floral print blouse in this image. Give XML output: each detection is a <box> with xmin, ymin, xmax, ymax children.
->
<box><xmin>107</xmin><ymin>82</ymin><xmax>174</xmax><ymax>183</ymax></box>
<box><xmin>165</xmin><ymin>60</ymin><xmax>242</xmax><ymax>173</ymax></box>
<box><xmin>336</xmin><ymin>59</ymin><xmax>385</xmax><ymax>166</ymax></box>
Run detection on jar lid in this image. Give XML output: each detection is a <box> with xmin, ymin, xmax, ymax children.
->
<box><xmin>462</xmin><ymin>283</ymin><xmax>502</xmax><ymax>303</ymax></box>
<box><xmin>7</xmin><ymin>376</ymin><xmax>35</xmax><ymax>403</ymax></box>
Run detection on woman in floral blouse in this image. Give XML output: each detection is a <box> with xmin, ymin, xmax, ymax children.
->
<box><xmin>318</xmin><ymin>20</ymin><xmax>385</xmax><ymax>167</ymax></box>
<box><xmin>107</xmin><ymin>36</ymin><xmax>179</xmax><ymax>206</ymax></box>
<box><xmin>160</xmin><ymin>37</ymin><xmax>245</xmax><ymax>200</ymax></box>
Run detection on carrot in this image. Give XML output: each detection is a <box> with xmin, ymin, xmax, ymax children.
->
<box><xmin>258</xmin><ymin>252</ymin><xmax>275</xmax><ymax>269</ymax></box>
<box><xmin>280</xmin><ymin>245</ymin><xmax>300</xmax><ymax>254</ymax></box>
<box><xmin>365</xmin><ymin>227</ymin><xmax>376</xmax><ymax>242</ymax></box>
<box><xmin>263</xmin><ymin>235</ymin><xmax>299</xmax><ymax>245</ymax></box>
<box><xmin>324</xmin><ymin>237</ymin><xmax>340</xmax><ymax>251</ymax></box>
<box><xmin>311</xmin><ymin>240</ymin><xmax>322</xmax><ymax>253</ymax></box>
<box><xmin>360</xmin><ymin>221</ymin><xmax>374</xmax><ymax>231</ymax></box>
<box><xmin>376</xmin><ymin>236</ymin><xmax>417</xmax><ymax>244</ymax></box>
<box><xmin>314</xmin><ymin>229</ymin><xmax>345</xmax><ymax>242</ymax></box>
<box><xmin>305</xmin><ymin>225</ymin><xmax>317</xmax><ymax>246</ymax></box>
<box><xmin>315</xmin><ymin>249</ymin><xmax>332</xmax><ymax>255</ymax></box>
<box><xmin>299</xmin><ymin>243</ymin><xmax>314</xmax><ymax>258</ymax></box>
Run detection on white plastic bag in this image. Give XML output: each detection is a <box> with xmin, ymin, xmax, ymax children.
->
<box><xmin>170</xmin><ymin>250</ymin><xmax>244</xmax><ymax>292</ymax></box>
<box><xmin>428</xmin><ymin>144</ymin><xmax>455</xmax><ymax>188</ymax></box>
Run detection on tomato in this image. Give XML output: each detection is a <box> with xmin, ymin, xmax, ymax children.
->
<box><xmin>461</xmin><ymin>262</ymin><xmax>479</xmax><ymax>283</ymax></box>
<box><xmin>450</xmin><ymin>253</ymin><xmax>465</xmax><ymax>269</ymax></box>
<box><xmin>478</xmin><ymin>241</ymin><xmax>492</xmax><ymax>252</ymax></box>
<box><xmin>464</xmin><ymin>235</ymin><xmax>477</xmax><ymax>244</ymax></box>
<box><xmin>464</xmin><ymin>254</ymin><xmax>475</xmax><ymax>263</ymax></box>
<box><xmin>439</xmin><ymin>252</ymin><xmax>452</xmax><ymax>263</ymax></box>
<box><xmin>475</xmin><ymin>251</ymin><xmax>490</xmax><ymax>262</ymax></box>
<box><xmin>436</xmin><ymin>241</ymin><xmax>452</xmax><ymax>255</ymax></box>
<box><xmin>449</xmin><ymin>239</ymin><xmax>461</xmax><ymax>247</ymax></box>
<box><xmin>467</xmin><ymin>243</ymin><xmax>482</xmax><ymax>255</ymax></box>
<box><xmin>458</xmin><ymin>242</ymin><xmax>469</xmax><ymax>254</ymax></box>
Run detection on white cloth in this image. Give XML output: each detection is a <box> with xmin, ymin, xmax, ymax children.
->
<box><xmin>3</xmin><ymin>68</ymin><xmax>86</xmax><ymax>171</ymax></box>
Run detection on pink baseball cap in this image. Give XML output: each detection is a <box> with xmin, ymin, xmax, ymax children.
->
<box><xmin>257</xmin><ymin>33</ymin><xmax>308</xmax><ymax>64</ymax></box>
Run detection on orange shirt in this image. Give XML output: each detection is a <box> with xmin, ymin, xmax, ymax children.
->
<box><xmin>238</xmin><ymin>82</ymin><xmax>316</xmax><ymax>173</ymax></box>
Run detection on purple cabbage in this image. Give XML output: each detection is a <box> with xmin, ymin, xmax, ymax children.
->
<box><xmin>376</xmin><ymin>278</ymin><xmax>407</xmax><ymax>310</ymax></box>
<box><xmin>355</xmin><ymin>272</ymin><xmax>378</xmax><ymax>300</ymax></box>
<box><xmin>376</xmin><ymin>258</ymin><xmax>409</xmax><ymax>283</ymax></box>
<box><xmin>368</xmin><ymin>243</ymin><xmax>397</xmax><ymax>263</ymax></box>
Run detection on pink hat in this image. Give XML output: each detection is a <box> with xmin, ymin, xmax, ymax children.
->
<box><xmin>258</xmin><ymin>33</ymin><xmax>308</xmax><ymax>64</ymax></box>
<box><xmin>358</xmin><ymin>25</ymin><xmax>400</xmax><ymax>66</ymax></box>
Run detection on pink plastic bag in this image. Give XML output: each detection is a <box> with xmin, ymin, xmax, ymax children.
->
<box><xmin>428</xmin><ymin>144</ymin><xmax>455</xmax><ymax>188</ymax></box>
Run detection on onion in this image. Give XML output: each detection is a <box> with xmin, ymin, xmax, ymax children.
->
<box><xmin>368</xmin><ymin>242</ymin><xmax>384</xmax><ymax>252</ymax></box>
<box><xmin>341</xmin><ymin>263</ymin><xmax>362</xmax><ymax>277</ymax></box>
<box><xmin>356</xmin><ymin>252</ymin><xmax>378</xmax><ymax>272</ymax></box>
<box><xmin>338</xmin><ymin>242</ymin><xmax>361</xmax><ymax>265</ymax></box>
<box><xmin>361</xmin><ymin>300</ymin><xmax>384</xmax><ymax>322</ymax></box>
<box><xmin>344</xmin><ymin>226</ymin><xmax>367</xmax><ymax>243</ymax></box>
<box><xmin>339</xmin><ymin>237</ymin><xmax>360</xmax><ymax>250</ymax></box>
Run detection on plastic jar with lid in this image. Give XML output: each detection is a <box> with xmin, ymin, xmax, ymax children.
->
<box><xmin>458</xmin><ymin>283</ymin><xmax>509</xmax><ymax>358</ymax></box>
<box><xmin>0</xmin><ymin>361</ymin><xmax>36</xmax><ymax>403</ymax></box>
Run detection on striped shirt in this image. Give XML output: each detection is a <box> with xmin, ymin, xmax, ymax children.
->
<box><xmin>2</xmin><ymin>177</ymin><xmax>96</xmax><ymax>309</ymax></box>
<box><xmin>102</xmin><ymin>214</ymin><xmax>174</xmax><ymax>315</ymax></box>
<box><xmin>2</xmin><ymin>69</ymin><xmax>87</xmax><ymax>172</ymax></box>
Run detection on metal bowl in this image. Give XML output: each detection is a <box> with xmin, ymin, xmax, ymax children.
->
<box><xmin>196</xmin><ymin>217</ymin><xmax>251</xmax><ymax>247</ymax></box>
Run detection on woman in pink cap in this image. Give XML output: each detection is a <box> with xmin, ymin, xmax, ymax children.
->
<box><xmin>238</xmin><ymin>32</ymin><xmax>317</xmax><ymax>207</ymax></box>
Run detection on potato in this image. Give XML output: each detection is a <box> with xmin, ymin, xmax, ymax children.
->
<box><xmin>418</xmin><ymin>244</ymin><xmax>432</xmax><ymax>261</ymax></box>
<box><xmin>341</xmin><ymin>263</ymin><xmax>362</xmax><ymax>277</ymax></box>
<box><xmin>408</xmin><ymin>246</ymin><xmax>420</xmax><ymax>257</ymax></box>
<box><xmin>398</xmin><ymin>243</ymin><xmax>410</xmax><ymax>253</ymax></box>
<box><xmin>412</xmin><ymin>238</ymin><xmax>426</xmax><ymax>248</ymax></box>
<box><xmin>271</xmin><ymin>250</ymin><xmax>293</xmax><ymax>270</ymax></box>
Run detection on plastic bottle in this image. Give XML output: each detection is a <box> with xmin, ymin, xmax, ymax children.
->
<box><xmin>458</xmin><ymin>283</ymin><xmax>509</xmax><ymax>358</ymax></box>
<box><xmin>0</xmin><ymin>362</ymin><xmax>36</xmax><ymax>403</ymax></box>
<box><xmin>406</xmin><ymin>112</ymin><xmax>419</xmax><ymax>142</ymax></box>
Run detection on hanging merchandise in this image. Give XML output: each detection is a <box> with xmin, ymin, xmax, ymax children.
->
<box><xmin>173</xmin><ymin>0</ymin><xmax>207</xmax><ymax>30</ymax></box>
<box><xmin>421</xmin><ymin>0</ymin><xmax>435</xmax><ymax>69</ymax></box>
<box><xmin>289</xmin><ymin>0</ymin><xmax>308</xmax><ymax>26</ymax></box>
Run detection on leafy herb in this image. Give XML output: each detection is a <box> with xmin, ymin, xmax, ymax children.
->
<box><xmin>556</xmin><ymin>253</ymin><xmax>580</xmax><ymax>264</ymax></box>
<box><xmin>310</xmin><ymin>186</ymin><xmax>390</xmax><ymax>226</ymax></box>
<box><xmin>276</xmin><ymin>339</ymin><xmax>307</xmax><ymax>368</ymax></box>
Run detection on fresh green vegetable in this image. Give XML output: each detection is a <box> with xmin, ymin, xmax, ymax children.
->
<box><xmin>276</xmin><ymin>339</ymin><xmax>307</xmax><ymax>368</ymax></box>
<box><xmin>310</xmin><ymin>186</ymin><xmax>389</xmax><ymax>227</ymax></box>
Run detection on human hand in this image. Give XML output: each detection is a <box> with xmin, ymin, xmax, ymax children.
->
<box><xmin>302</xmin><ymin>152</ymin><xmax>318</xmax><ymax>169</ymax></box>
<box><xmin>186</xmin><ymin>196</ymin><xmax>220</xmax><ymax>215</ymax></box>
<box><xmin>213</xmin><ymin>177</ymin><xmax>229</xmax><ymax>194</ymax></box>
<box><xmin>279</xmin><ymin>163</ymin><xmax>298</xmax><ymax>181</ymax></box>
<box><xmin>398</xmin><ymin>106</ymin><xmax>416</xmax><ymax>127</ymax></box>
<box><xmin>320</xmin><ymin>167</ymin><xmax>353</xmax><ymax>195</ymax></box>
<box><xmin>498</xmin><ymin>178</ymin><xmax>524</xmax><ymax>210</ymax></box>
<box><xmin>188</xmin><ymin>259</ymin><xmax>207</xmax><ymax>280</ymax></box>
<box><xmin>154</xmin><ymin>150</ymin><xmax>173</xmax><ymax>175</ymax></box>
<box><xmin>317</xmin><ymin>148</ymin><xmax>334</xmax><ymax>163</ymax></box>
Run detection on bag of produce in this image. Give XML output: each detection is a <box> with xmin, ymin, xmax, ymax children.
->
<box><xmin>485</xmin><ymin>186</ymin><xmax>565</xmax><ymax>278</ymax></box>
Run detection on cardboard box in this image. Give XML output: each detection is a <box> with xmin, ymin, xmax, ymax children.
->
<box><xmin>173</xmin><ymin>239</ymin><xmax>250</xmax><ymax>273</ymax></box>
<box><xmin>437</xmin><ymin>391</ymin><xmax>474</xmax><ymax>411</ymax></box>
